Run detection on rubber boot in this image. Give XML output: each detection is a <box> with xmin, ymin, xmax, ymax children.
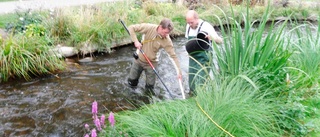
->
<box><xmin>128</xmin><ymin>78</ymin><xmax>138</xmax><ymax>88</ymax></box>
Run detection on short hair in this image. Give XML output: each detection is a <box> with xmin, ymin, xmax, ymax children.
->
<box><xmin>159</xmin><ymin>18</ymin><xmax>174</xmax><ymax>31</ymax></box>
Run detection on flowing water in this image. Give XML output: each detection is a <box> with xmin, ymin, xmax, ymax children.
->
<box><xmin>0</xmin><ymin>37</ymin><xmax>190</xmax><ymax>137</ymax></box>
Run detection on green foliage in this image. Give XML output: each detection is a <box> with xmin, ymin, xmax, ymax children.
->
<box><xmin>277</xmin><ymin>87</ymin><xmax>320</xmax><ymax>136</ymax></box>
<box><xmin>303</xmin><ymin>90</ymin><xmax>320</xmax><ymax>136</ymax></box>
<box><xmin>110</xmin><ymin>77</ymin><xmax>282</xmax><ymax>137</ymax></box>
<box><xmin>212</xmin><ymin>5</ymin><xmax>290</xmax><ymax>81</ymax></box>
<box><xmin>287</xmin><ymin>22</ymin><xmax>320</xmax><ymax>88</ymax></box>
<box><xmin>25</xmin><ymin>23</ymin><xmax>46</xmax><ymax>37</ymax></box>
<box><xmin>0</xmin><ymin>35</ymin><xmax>65</xmax><ymax>81</ymax></box>
<box><xmin>5</xmin><ymin>9</ymin><xmax>43</xmax><ymax>34</ymax></box>
<box><xmin>275</xmin><ymin>20</ymin><xmax>320</xmax><ymax>136</ymax></box>
<box><xmin>0</xmin><ymin>13</ymin><xmax>17</xmax><ymax>28</ymax></box>
<box><xmin>142</xmin><ymin>2</ymin><xmax>186</xmax><ymax>18</ymax></box>
<box><xmin>205</xmin><ymin>4</ymin><xmax>320</xmax><ymax>137</ymax></box>
<box><xmin>43</xmin><ymin>10</ymin><xmax>73</xmax><ymax>43</ymax></box>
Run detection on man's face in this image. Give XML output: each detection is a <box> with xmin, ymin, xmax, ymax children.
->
<box><xmin>186</xmin><ymin>17</ymin><xmax>198</xmax><ymax>29</ymax></box>
<box><xmin>158</xmin><ymin>27</ymin><xmax>171</xmax><ymax>38</ymax></box>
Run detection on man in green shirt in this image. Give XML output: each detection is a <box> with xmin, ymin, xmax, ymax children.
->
<box><xmin>127</xmin><ymin>18</ymin><xmax>182</xmax><ymax>96</ymax></box>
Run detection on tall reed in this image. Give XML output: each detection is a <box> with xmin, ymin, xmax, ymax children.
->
<box><xmin>286</xmin><ymin>20</ymin><xmax>320</xmax><ymax>88</ymax></box>
<box><xmin>208</xmin><ymin>4</ymin><xmax>291</xmax><ymax>92</ymax></box>
<box><xmin>0</xmin><ymin>35</ymin><xmax>65</xmax><ymax>81</ymax></box>
<box><xmin>275</xmin><ymin>19</ymin><xmax>320</xmax><ymax>136</ymax></box>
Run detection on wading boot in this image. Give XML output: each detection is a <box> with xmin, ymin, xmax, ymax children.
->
<box><xmin>127</xmin><ymin>78</ymin><xmax>138</xmax><ymax>88</ymax></box>
<box><xmin>144</xmin><ymin>84</ymin><xmax>155</xmax><ymax>96</ymax></box>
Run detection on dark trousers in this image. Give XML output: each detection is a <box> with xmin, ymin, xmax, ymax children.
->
<box><xmin>188</xmin><ymin>51</ymin><xmax>210</xmax><ymax>94</ymax></box>
<box><xmin>128</xmin><ymin>59</ymin><xmax>157</xmax><ymax>90</ymax></box>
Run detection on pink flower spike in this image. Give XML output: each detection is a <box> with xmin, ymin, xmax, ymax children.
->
<box><xmin>100</xmin><ymin>114</ymin><xmax>105</xmax><ymax>128</ymax></box>
<box><xmin>92</xmin><ymin>101</ymin><xmax>98</xmax><ymax>115</ymax></box>
<box><xmin>94</xmin><ymin>118</ymin><xmax>102</xmax><ymax>131</ymax></box>
<box><xmin>92</xmin><ymin>114</ymin><xmax>98</xmax><ymax>120</ymax></box>
<box><xmin>108</xmin><ymin>112</ymin><xmax>115</xmax><ymax>127</ymax></box>
<box><xmin>84</xmin><ymin>123</ymin><xmax>90</xmax><ymax>131</ymax></box>
<box><xmin>84</xmin><ymin>134</ymin><xmax>89</xmax><ymax>137</ymax></box>
<box><xmin>91</xmin><ymin>129</ymin><xmax>97</xmax><ymax>137</ymax></box>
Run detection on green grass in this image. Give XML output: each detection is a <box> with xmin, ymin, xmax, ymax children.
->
<box><xmin>0</xmin><ymin>34</ymin><xmax>65</xmax><ymax>81</ymax></box>
<box><xmin>287</xmin><ymin>21</ymin><xmax>320</xmax><ymax>88</ymax></box>
<box><xmin>304</xmin><ymin>93</ymin><xmax>320</xmax><ymax>136</ymax></box>
<box><xmin>0</xmin><ymin>13</ymin><xmax>17</xmax><ymax>28</ymax></box>
<box><xmin>103</xmin><ymin>76</ymin><xmax>282</xmax><ymax>137</ymax></box>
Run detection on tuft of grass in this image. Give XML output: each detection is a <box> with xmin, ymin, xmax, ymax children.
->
<box><xmin>286</xmin><ymin>20</ymin><xmax>320</xmax><ymax>88</ymax></box>
<box><xmin>277</xmin><ymin>19</ymin><xmax>320</xmax><ymax>136</ymax></box>
<box><xmin>196</xmin><ymin>76</ymin><xmax>283</xmax><ymax>137</ymax></box>
<box><xmin>0</xmin><ymin>34</ymin><xmax>65</xmax><ymax>81</ymax></box>
<box><xmin>107</xmin><ymin>76</ymin><xmax>282</xmax><ymax>137</ymax></box>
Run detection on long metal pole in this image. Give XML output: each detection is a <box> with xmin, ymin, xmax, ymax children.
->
<box><xmin>118</xmin><ymin>19</ymin><xmax>174</xmax><ymax>99</ymax></box>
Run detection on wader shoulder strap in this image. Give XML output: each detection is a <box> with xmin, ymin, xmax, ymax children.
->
<box><xmin>187</xmin><ymin>21</ymin><xmax>205</xmax><ymax>37</ymax></box>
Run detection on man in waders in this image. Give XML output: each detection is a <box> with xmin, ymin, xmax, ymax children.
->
<box><xmin>185</xmin><ymin>10</ymin><xmax>223</xmax><ymax>96</ymax></box>
<box><xmin>127</xmin><ymin>18</ymin><xmax>182</xmax><ymax>96</ymax></box>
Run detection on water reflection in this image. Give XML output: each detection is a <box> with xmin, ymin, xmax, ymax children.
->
<box><xmin>0</xmin><ymin>37</ymin><xmax>189</xmax><ymax>137</ymax></box>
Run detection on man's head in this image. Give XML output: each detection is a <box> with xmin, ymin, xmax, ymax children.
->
<box><xmin>158</xmin><ymin>18</ymin><xmax>174</xmax><ymax>38</ymax></box>
<box><xmin>186</xmin><ymin>10</ymin><xmax>199</xmax><ymax>29</ymax></box>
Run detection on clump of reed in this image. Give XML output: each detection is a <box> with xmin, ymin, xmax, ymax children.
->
<box><xmin>0</xmin><ymin>34</ymin><xmax>65</xmax><ymax>81</ymax></box>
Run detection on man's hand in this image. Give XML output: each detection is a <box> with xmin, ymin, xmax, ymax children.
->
<box><xmin>205</xmin><ymin>35</ymin><xmax>211</xmax><ymax>41</ymax></box>
<box><xmin>206</xmin><ymin>35</ymin><xmax>223</xmax><ymax>44</ymax></box>
<box><xmin>134</xmin><ymin>41</ymin><xmax>142</xmax><ymax>49</ymax></box>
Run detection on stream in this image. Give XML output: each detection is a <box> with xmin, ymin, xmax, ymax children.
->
<box><xmin>0</xmin><ymin>37</ymin><xmax>190</xmax><ymax>137</ymax></box>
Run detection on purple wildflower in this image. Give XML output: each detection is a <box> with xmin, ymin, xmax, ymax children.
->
<box><xmin>91</xmin><ymin>128</ymin><xmax>97</xmax><ymax>137</ymax></box>
<box><xmin>108</xmin><ymin>112</ymin><xmax>115</xmax><ymax>127</ymax></box>
<box><xmin>92</xmin><ymin>114</ymin><xmax>98</xmax><ymax>121</ymax></box>
<box><xmin>84</xmin><ymin>123</ymin><xmax>90</xmax><ymax>131</ymax></box>
<box><xmin>100</xmin><ymin>114</ymin><xmax>105</xmax><ymax>128</ymax></box>
<box><xmin>84</xmin><ymin>134</ymin><xmax>89</xmax><ymax>137</ymax></box>
<box><xmin>94</xmin><ymin>118</ymin><xmax>102</xmax><ymax>131</ymax></box>
<box><xmin>92</xmin><ymin>101</ymin><xmax>98</xmax><ymax>115</ymax></box>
